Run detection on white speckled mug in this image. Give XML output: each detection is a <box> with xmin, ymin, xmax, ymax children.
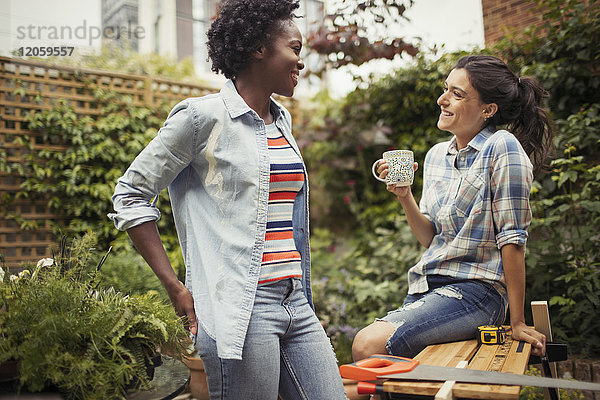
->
<box><xmin>371</xmin><ymin>150</ymin><xmax>414</xmax><ymax>187</ymax></box>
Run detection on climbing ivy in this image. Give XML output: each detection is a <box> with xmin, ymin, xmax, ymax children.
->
<box><xmin>2</xmin><ymin>79</ymin><xmax>184</xmax><ymax>274</ymax></box>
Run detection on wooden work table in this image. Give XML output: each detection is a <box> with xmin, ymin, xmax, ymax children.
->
<box><xmin>344</xmin><ymin>330</ymin><xmax>533</xmax><ymax>399</ymax></box>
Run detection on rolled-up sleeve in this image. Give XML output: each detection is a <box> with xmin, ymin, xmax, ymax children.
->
<box><xmin>108</xmin><ymin>101</ymin><xmax>195</xmax><ymax>231</ymax></box>
<box><xmin>491</xmin><ymin>136</ymin><xmax>533</xmax><ymax>249</ymax></box>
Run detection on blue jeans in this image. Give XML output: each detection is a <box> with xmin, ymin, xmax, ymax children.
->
<box><xmin>195</xmin><ymin>278</ymin><xmax>347</xmax><ymax>400</ymax></box>
<box><xmin>380</xmin><ymin>275</ymin><xmax>506</xmax><ymax>358</ymax></box>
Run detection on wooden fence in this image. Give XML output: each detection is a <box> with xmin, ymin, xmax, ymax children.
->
<box><xmin>0</xmin><ymin>56</ymin><xmax>225</xmax><ymax>267</ymax></box>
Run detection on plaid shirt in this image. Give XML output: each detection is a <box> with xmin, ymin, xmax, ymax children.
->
<box><xmin>408</xmin><ymin>127</ymin><xmax>533</xmax><ymax>298</ymax></box>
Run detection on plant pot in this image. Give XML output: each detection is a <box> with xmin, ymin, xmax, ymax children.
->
<box><xmin>0</xmin><ymin>360</ymin><xmax>18</xmax><ymax>382</ymax></box>
<box><xmin>125</xmin><ymin>351</ymin><xmax>163</xmax><ymax>391</ymax></box>
<box><xmin>183</xmin><ymin>356</ymin><xmax>209</xmax><ymax>400</ymax></box>
<box><xmin>0</xmin><ymin>360</ymin><xmax>19</xmax><ymax>392</ymax></box>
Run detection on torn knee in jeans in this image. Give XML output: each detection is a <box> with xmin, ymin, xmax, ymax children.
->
<box><xmin>384</xmin><ymin>326</ymin><xmax>401</xmax><ymax>355</ymax></box>
<box><xmin>384</xmin><ymin>319</ymin><xmax>406</xmax><ymax>330</ymax></box>
<box><xmin>433</xmin><ymin>286</ymin><xmax>463</xmax><ymax>299</ymax></box>
<box><xmin>371</xmin><ymin>319</ymin><xmax>406</xmax><ymax>355</ymax></box>
<box><xmin>377</xmin><ymin>300</ymin><xmax>429</xmax><ymax>356</ymax></box>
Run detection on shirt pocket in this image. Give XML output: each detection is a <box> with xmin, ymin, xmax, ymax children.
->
<box><xmin>454</xmin><ymin>173</ymin><xmax>485</xmax><ymax>218</ymax></box>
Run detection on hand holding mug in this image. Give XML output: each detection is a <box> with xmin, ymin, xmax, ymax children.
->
<box><xmin>372</xmin><ymin>150</ymin><xmax>417</xmax><ymax>199</ymax></box>
<box><xmin>372</xmin><ymin>150</ymin><xmax>415</xmax><ymax>186</ymax></box>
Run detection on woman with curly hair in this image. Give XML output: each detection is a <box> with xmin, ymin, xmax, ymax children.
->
<box><xmin>109</xmin><ymin>0</ymin><xmax>347</xmax><ymax>398</ymax></box>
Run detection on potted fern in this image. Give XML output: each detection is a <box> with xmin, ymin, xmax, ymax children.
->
<box><xmin>0</xmin><ymin>234</ymin><xmax>188</xmax><ymax>399</ymax></box>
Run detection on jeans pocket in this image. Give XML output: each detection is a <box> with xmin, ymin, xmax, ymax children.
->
<box><xmin>473</xmin><ymin>282</ymin><xmax>506</xmax><ymax>325</ymax></box>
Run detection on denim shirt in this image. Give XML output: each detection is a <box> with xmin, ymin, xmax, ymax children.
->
<box><xmin>410</xmin><ymin>127</ymin><xmax>533</xmax><ymax>299</ymax></box>
<box><xmin>109</xmin><ymin>80</ymin><xmax>312</xmax><ymax>360</ymax></box>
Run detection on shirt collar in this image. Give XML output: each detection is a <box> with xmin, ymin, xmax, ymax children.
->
<box><xmin>446</xmin><ymin>126</ymin><xmax>495</xmax><ymax>155</ymax></box>
<box><xmin>221</xmin><ymin>79</ymin><xmax>285</xmax><ymax>121</ymax></box>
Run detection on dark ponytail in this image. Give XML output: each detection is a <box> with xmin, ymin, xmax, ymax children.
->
<box><xmin>454</xmin><ymin>55</ymin><xmax>554</xmax><ymax>171</ymax></box>
<box><xmin>509</xmin><ymin>76</ymin><xmax>554</xmax><ymax>170</ymax></box>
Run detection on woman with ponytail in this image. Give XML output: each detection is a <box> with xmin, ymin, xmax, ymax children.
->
<box><xmin>353</xmin><ymin>55</ymin><xmax>553</xmax><ymax>366</ymax></box>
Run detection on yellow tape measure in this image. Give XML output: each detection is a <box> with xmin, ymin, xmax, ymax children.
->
<box><xmin>477</xmin><ymin>325</ymin><xmax>507</xmax><ymax>345</ymax></box>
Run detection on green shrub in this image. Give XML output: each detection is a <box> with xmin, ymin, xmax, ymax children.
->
<box><xmin>303</xmin><ymin>54</ymin><xmax>454</xmax><ymax>363</ymax></box>
<box><xmin>0</xmin><ymin>56</ymin><xmax>190</xmax><ymax>279</ymax></box>
<box><xmin>98</xmin><ymin>243</ymin><xmax>167</xmax><ymax>299</ymax></box>
<box><xmin>301</xmin><ymin>53</ymin><xmax>460</xmax><ymax>232</ymax></box>
<box><xmin>494</xmin><ymin>0</ymin><xmax>600</xmax><ymax>356</ymax></box>
<box><xmin>0</xmin><ymin>233</ymin><xmax>188</xmax><ymax>399</ymax></box>
<box><xmin>495</xmin><ymin>0</ymin><xmax>600</xmax><ymax>120</ymax></box>
<box><xmin>520</xmin><ymin>366</ymin><xmax>583</xmax><ymax>400</ymax></box>
<box><xmin>526</xmin><ymin>105</ymin><xmax>600</xmax><ymax>356</ymax></box>
<box><xmin>18</xmin><ymin>88</ymin><xmax>168</xmax><ymax>241</ymax></box>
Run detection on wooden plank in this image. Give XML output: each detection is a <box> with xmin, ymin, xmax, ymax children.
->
<box><xmin>381</xmin><ymin>340</ymin><xmax>479</xmax><ymax>396</ymax></box>
<box><xmin>418</xmin><ymin>339</ymin><xmax>480</xmax><ymax>367</ymax></box>
<box><xmin>531</xmin><ymin>301</ymin><xmax>553</xmax><ymax>343</ymax></box>
<box><xmin>435</xmin><ymin>360</ymin><xmax>469</xmax><ymax>400</ymax></box>
<box><xmin>453</xmin><ymin>332</ymin><xmax>531</xmax><ymax>400</ymax></box>
<box><xmin>532</xmin><ymin>300</ymin><xmax>560</xmax><ymax>400</ymax></box>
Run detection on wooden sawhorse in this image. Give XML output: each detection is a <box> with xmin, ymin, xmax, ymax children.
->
<box><xmin>344</xmin><ymin>302</ymin><xmax>565</xmax><ymax>400</ymax></box>
<box><xmin>344</xmin><ymin>329</ymin><xmax>566</xmax><ymax>399</ymax></box>
<box><xmin>375</xmin><ymin>332</ymin><xmax>531</xmax><ymax>399</ymax></box>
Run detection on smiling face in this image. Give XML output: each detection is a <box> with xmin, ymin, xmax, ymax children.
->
<box><xmin>260</xmin><ymin>19</ymin><xmax>304</xmax><ymax>97</ymax></box>
<box><xmin>437</xmin><ymin>68</ymin><xmax>494</xmax><ymax>148</ymax></box>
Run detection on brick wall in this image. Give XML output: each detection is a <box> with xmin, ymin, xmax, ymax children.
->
<box><xmin>481</xmin><ymin>0</ymin><xmax>544</xmax><ymax>45</ymax></box>
<box><xmin>556</xmin><ymin>358</ymin><xmax>600</xmax><ymax>400</ymax></box>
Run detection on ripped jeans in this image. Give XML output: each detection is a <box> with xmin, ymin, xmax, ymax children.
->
<box><xmin>379</xmin><ymin>275</ymin><xmax>506</xmax><ymax>358</ymax></box>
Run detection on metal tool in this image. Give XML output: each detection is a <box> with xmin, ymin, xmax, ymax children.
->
<box><xmin>339</xmin><ymin>355</ymin><xmax>600</xmax><ymax>392</ymax></box>
<box><xmin>477</xmin><ymin>325</ymin><xmax>507</xmax><ymax>345</ymax></box>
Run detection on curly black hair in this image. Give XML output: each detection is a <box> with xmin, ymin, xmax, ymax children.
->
<box><xmin>207</xmin><ymin>0</ymin><xmax>301</xmax><ymax>79</ymax></box>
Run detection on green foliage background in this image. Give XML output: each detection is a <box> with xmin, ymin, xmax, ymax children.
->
<box><xmin>492</xmin><ymin>0</ymin><xmax>600</xmax><ymax>357</ymax></box>
<box><xmin>1</xmin><ymin>0</ymin><xmax>598</xmax><ymax>367</ymax></box>
<box><xmin>304</xmin><ymin>0</ymin><xmax>600</xmax><ymax>363</ymax></box>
